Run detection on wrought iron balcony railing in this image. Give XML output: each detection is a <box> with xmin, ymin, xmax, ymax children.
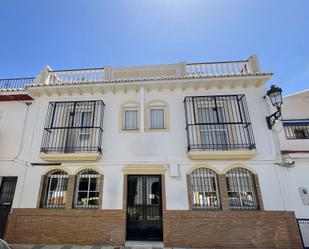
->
<box><xmin>0</xmin><ymin>77</ymin><xmax>34</xmax><ymax>90</ymax></box>
<box><xmin>283</xmin><ymin>119</ymin><xmax>309</xmax><ymax>139</ymax></box>
<box><xmin>40</xmin><ymin>100</ymin><xmax>105</xmax><ymax>154</ymax></box>
<box><xmin>184</xmin><ymin>95</ymin><xmax>256</xmax><ymax>152</ymax></box>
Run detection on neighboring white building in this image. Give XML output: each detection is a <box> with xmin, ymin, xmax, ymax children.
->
<box><xmin>0</xmin><ymin>56</ymin><xmax>305</xmax><ymax>248</ymax></box>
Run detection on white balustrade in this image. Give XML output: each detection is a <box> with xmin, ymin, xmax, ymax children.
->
<box><xmin>185</xmin><ymin>61</ymin><xmax>251</xmax><ymax>76</ymax></box>
<box><xmin>48</xmin><ymin>68</ymin><xmax>105</xmax><ymax>84</ymax></box>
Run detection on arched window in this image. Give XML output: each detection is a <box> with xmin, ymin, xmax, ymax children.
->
<box><xmin>226</xmin><ymin>168</ymin><xmax>259</xmax><ymax>210</ymax></box>
<box><xmin>41</xmin><ymin>170</ymin><xmax>69</xmax><ymax>208</ymax></box>
<box><xmin>190</xmin><ymin>168</ymin><xmax>220</xmax><ymax>210</ymax></box>
<box><xmin>74</xmin><ymin>170</ymin><xmax>100</xmax><ymax>208</ymax></box>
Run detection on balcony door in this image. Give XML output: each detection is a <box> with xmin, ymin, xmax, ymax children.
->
<box><xmin>64</xmin><ymin>104</ymin><xmax>94</xmax><ymax>153</ymax></box>
<box><xmin>197</xmin><ymin>106</ymin><xmax>228</xmax><ymax>150</ymax></box>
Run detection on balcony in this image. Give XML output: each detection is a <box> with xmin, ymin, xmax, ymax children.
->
<box><xmin>40</xmin><ymin>100</ymin><xmax>105</xmax><ymax>162</ymax></box>
<box><xmin>283</xmin><ymin>119</ymin><xmax>309</xmax><ymax>139</ymax></box>
<box><xmin>0</xmin><ymin>77</ymin><xmax>34</xmax><ymax>101</ymax></box>
<box><xmin>184</xmin><ymin>95</ymin><xmax>256</xmax><ymax>160</ymax></box>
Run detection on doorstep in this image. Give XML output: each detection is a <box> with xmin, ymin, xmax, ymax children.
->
<box><xmin>125</xmin><ymin>241</ymin><xmax>164</xmax><ymax>248</ymax></box>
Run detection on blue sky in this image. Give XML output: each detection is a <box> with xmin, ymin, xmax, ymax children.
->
<box><xmin>0</xmin><ymin>0</ymin><xmax>308</xmax><ymax>95</ymax></box>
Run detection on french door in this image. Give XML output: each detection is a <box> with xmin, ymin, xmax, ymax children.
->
<box><xmin>126</xmin><ymin>175</ymin><xmax>163</xmax><ymax>241</ymax></box>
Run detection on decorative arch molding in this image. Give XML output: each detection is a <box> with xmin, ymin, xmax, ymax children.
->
<box><xmin>73</xmin><ymin>166</ymin><xmax>103</xmax><ymax>175</ymax></box>
<box><xmin>187</xmin><ymin>164</ymin><xmax>221</xmax><ymax>175</ymax></box>
<box><xmin>222</xmin><ymin>164</ymin><xmax>257</xmax><ymax>174</ymax></box>
<box><xmin>42</xmin><ymin>166</ymin><xmax>72</xmax><ymax>176</ymax></box>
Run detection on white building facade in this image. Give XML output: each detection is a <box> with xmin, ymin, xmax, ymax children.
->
<box><xmin>0</xmin><ymin>56</ymin><xmax>304</xmax><ymax>248</ymax></box>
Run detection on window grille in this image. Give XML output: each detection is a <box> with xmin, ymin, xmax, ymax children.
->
<box><xmin>226</xmin><ymin>168</ymin><xmax>259</xmax><ymax>210</ymax></box>
<box><xmin>41</xmin><ymin>100</ymin><xmax>104</xmax><ymax>154</ymax></box>
<box><xmin>190</xmin><ymin>168</ymin><xmax>221</xmax><ymax>210</ymax></box>
<box><xmin>184</xmin><ymin>95</ymin><xmax>255</xmax><ymax>151</ymax></box>
<box><xmin>283</xmin><ymin>119</ymin><xmax>309</xmax><ymax>139</ymax></box>
<box><xmin>150</xmin><ymin>108</ymin><xmax>164</xmax><ymax>129</ymax></box>
<box><xmin>74</xmin><ymin>170</ymin><xmax>100</xmax><ymax>208</ymax></box>
<box><xmin>42</xmin><ymin>170</ymin><xmax>69</xmax><ymax>208</ymax></box>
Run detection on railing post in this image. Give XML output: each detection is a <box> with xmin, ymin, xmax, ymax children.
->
<box><xmin>104</xmin><ymin>66</ymin><xmax>112</xmax><ymax>80</ymax></box>
<box><xmin>247</xmin><ymin>55</ymin><xmax>261</xmax><ymax>73</ymax></box>
<box><xmin>177</xmin><ymin>61</ymin><xmax>186</xmax><ymax>77</ymax></box>
<box><xmin>35</xmin><ymin>65</ymin><xmax>52</xmax><ymax>85</ymax></box>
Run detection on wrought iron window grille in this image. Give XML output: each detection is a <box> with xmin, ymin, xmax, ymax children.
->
<box><xmin>226</xmin><ymin>168</ymin><xmax>259</xmax><ymax>210</ymax></box>
<box><xmin>190</xmin><ymin>168</ymin><xmax>221</xmax><ymax>210</ymax></box>
<box><xmin>41</xmin><ymin>100</ymin><xmax>105</xmax><ymax>154</ymax></box>
<box><xmin>41</xmin><ymin>170</ymin><xmax>69</xmax><ymax>209</ymax></box>
<box><xmin>184</xmin><ymin>95</ymin><xmax>256</xmax><ymax>151</ymax></box>
<box><xmin>73</xmin><ymin>170</ymin><xmax>100</xmax><ymax>209</ymax></box>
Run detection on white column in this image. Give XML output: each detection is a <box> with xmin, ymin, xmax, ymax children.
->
<box><xmin>140</xmin><ymin>86</ymin><xmax>145</xmax><ymax>133</ymax></box>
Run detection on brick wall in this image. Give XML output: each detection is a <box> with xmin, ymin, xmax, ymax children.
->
<box><xmin>5</xmin><ymin>208</ymin><xmax>302</xmax><ymax>248</ymax></box>
<box><xmin>5</xmin><ymin>208</ymin><xmax>125</xmax><ymax>246</ymax></box>
<box><xmin>163</xmin><ymin>210</ymin><xmax>302</xmax><ymax>249</ymax></box>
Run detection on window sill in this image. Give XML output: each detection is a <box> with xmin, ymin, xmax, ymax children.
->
<box><xmin>40</xmin><ymin>152</ymin><xmax>102</xmax><ymax>162</ymax></box>
<box><xmin>146</xmin><ymin>127</ymin><xmax>169</xmax><ymax>132</ymax></box>
<box><xmin>188</xmin><ymin>150</ymin><xmax>257</xmax><ymax>160</ymax></box>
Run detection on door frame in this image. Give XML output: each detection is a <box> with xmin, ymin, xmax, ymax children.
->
<box><xmin>123</xmin><ymin>173</ymin><xmax>166</xmax><ymax>242</ymax></box>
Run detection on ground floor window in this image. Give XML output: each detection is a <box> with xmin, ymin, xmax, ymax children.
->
<box><xmin>42</xmin><ymin>170</ymin><xmax>68</xmax><ymax>208</ymax></box>
<box><xmin>74</xmin><ymin>169</ymin><xmax>100</xmax><ymax>208</ymax></box>
<box><xmin>190</xmin><ymin>168</ymin><xmax>221</xmax><ymax>210</ymax></box>
<box><xmin>226</xmin><ymin>168</ymin><xmax>259</xmax><ymax>210</ymax></box>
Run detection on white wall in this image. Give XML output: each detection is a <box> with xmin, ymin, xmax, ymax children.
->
<box><xmin>0</xmin><ymin>84</ymin><xmax>292</xmax><ymax>214</ymax></box>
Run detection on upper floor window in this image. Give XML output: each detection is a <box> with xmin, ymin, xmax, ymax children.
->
<box><xmin>74</xmin><ymin>170</ymin><xmax>101</xmax><ymax>209</ymax></box>
<box><xmin>184</xmin><ymin>95</ymin><xmax>255</xmax><ymax>151</ymax></box>
<box><xmin>283</xmin><ymin>119</ymin><xmax>309</xmax><ymax>139</ymax></box>
<box><xmin>189</xmin><ymin>168</ymin><xmax>220</xmax><ymax>210</ymax></box>
<box><xmin>226</xmin><ymin>168</ymin><xmax>259</xmax><ymax>210</ymax></box>
<box><xmin>121</xmin><ymin>102</ymin><xmax>140</xmax><ymax>131</ymax></box>
<box><xmin>41</xmin><ymin>100</ymin><xmax>105</xmax><ymax>154</ymax></box>
<box><xmin>41</xmin><ymin>170</ymin><xmax>69</xmax><ymax>208</ymax></box>
<box><xmin>146</xmin><ymin>101</ymin><xmax>168</xmax><ymax>131</ymax></box>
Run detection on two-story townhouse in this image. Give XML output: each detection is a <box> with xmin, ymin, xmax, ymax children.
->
<box><xmin>0</xmin><ymin>56</ymin><xmax>303</xmax><ymax>248</ymax></box>
<box><xmin>276</xmin><ymin>89</ymin><xmax>309</xmax><ymax>248</ymax></box>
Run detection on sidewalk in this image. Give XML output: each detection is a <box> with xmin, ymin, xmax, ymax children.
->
<box><xmin>9</xmin><ymin>244</ymin><xmax>187</xmax><ymax>249</ymax></box>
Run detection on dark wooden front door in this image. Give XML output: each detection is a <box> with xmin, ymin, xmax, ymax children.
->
<box><xmin>126</xmin><ymin>175</ymin><xmax>163</xmax><ymax>241</ymax></box>
<box><xmin>0</xmin><ymin>177</ymin><xmax>17</xmax><ymax>239</ymax></box>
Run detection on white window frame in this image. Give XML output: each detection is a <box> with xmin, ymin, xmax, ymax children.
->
<box><xmin>149</xmin><ymin>106</ymin><xmax>165</xmax><ymax>129</ymax></box>
<box><xmin>146</xmin><ymin>101</ymin><xmax>168</xmax><ymax>131</ymax></box>
<box><xmin>74</xmin><ymin>170</ymin><xmax>100</xmax><ymax>209</ymax></box>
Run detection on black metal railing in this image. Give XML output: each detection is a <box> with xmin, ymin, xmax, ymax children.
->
<box><xmin>41</xmin><ymin>100</ymin><xmax>105</xmax><ymax>154</ymax></box>
<box><xmin>184</xmin><ymin>95</ymin><xmax>255</xmax><ymax>151</ymax></box>
<box><xmin>283</xmin><ymin>119</ymin><xmax>309</xmax><ymax>139</ymax></box>
<box><xmin>0</xmin><ymin>77</ymin><xmax>34</xmax><ymax>89</ymax></box>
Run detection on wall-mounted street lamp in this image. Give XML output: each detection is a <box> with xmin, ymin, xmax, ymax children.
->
<box><xmin>265</xmin><ymin>85</ymin><xmax>283</xmax><ymax>129</ymax></box>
